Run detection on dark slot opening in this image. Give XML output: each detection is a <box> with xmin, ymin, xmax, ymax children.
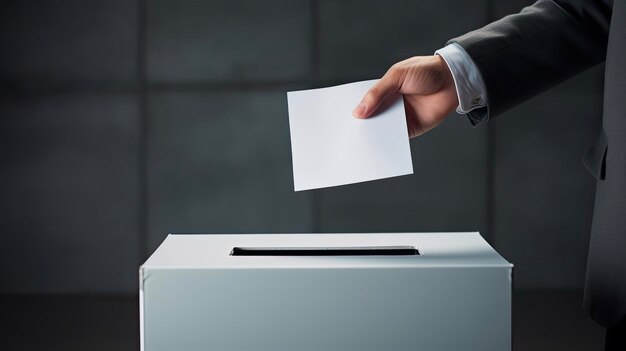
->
<box><xmin>230</xmin><ymin>246</ymin><xmax>420</xmax><ymax>256</ymax></box>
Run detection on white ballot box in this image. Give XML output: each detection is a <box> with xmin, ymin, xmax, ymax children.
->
<box><xmin>140</xmin><ymin>232</ymin><xmax>512</xmax><ymax>351</ymax></box>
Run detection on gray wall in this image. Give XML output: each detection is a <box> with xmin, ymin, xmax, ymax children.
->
<box><xmin>0</xmin><ymin>0</ymin><xmax>603</xmax><ymax>294</ymax></box>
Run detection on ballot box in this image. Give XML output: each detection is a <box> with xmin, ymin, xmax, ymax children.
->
<box><xmin>140</xmin><ymin>232</ymin><xmax>512</xmax><ymax>351</ymax></box>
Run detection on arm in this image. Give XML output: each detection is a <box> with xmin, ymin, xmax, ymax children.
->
<box><xmin>451</xmin><ymin>0</ymin><xmax>611</xmax><ymax>122</ymax></box>
<box><xmin>354</xmin><ymin>0</ymin><xmax>611</xmax><ymax>133</ymax></box>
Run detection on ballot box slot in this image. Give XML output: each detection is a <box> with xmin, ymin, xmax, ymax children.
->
<box><xmin>230</xmin><ymin>246</ymin><xmax>420</xmax><ymax>256</ymax></box>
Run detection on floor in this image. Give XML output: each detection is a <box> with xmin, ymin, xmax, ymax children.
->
<box><xmin>512</xmin><ymin>290</ymin><xmax>605</xmax><ymax>350</ymax></box>
<box><xmin>1</xmin><ymin>290</ymin><xmax>605</xmax><ymax>351</ymax></box>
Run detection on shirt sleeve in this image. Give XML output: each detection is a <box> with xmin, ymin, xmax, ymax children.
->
<box><xmin>435</xmin><ymin>43</ymin><xmax>489</xmax><ymax>125</ymax></box>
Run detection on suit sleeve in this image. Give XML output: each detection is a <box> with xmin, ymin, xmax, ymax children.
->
<box><xmin>449</xmin><ymin>0</ymin><xmax>612</xmax><ymax>124</ymax></box>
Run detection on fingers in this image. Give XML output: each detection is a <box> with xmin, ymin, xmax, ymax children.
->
<box><xmin>352</xmin><ymin>68</ymin><xmax>402</xmax><ymax>119</ymax></box>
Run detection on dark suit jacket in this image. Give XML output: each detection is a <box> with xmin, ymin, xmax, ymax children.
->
<box><xmin>449</xmin><ymin>0</ymin><xmax>623</xmax><ymax>327</ymax></box>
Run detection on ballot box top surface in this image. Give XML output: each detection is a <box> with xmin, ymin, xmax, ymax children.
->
<box><xmin>141</xmin><ymin>232</ymin><xmax>511</xmax><ymax>269</ymax></box>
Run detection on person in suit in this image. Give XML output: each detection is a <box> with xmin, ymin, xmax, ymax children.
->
<box><xmin>352</xmin><ymin>0</ymin><xmax>624</xmax><ymax>349</ymax></box>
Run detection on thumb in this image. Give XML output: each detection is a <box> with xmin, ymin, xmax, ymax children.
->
<box><xmin>352</xmin><ymin>69</ymin><xmax>402</xmax><ymax>119</ymax></box>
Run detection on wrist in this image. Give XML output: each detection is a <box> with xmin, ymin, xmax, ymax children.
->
<box><xmin>433</xmin><ymin>54</ymin><xmax>460</xmax><ymax>110</ymax></box>
<box><xmin>435</xmin><ymin>44</ymin><xmax>487</xmax><ymax>114</ymax></box>
<box><xmin>434</xmin><ymin>54</ymin><xmax>455</xmax><ymax>89</ymax></box>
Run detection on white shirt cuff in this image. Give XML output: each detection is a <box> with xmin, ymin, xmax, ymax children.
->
<box><xmin>435</xmin><ymin>43</ymin><xmax>487</xmax><ymax>114</ymax></box>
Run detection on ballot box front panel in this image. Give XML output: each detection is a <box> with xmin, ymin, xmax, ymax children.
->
<box><xmin>141</xmin><ymin>266</ymin><xmax>511</xmax><ymax>351</ymax></box>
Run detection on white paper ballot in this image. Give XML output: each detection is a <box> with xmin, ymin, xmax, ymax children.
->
<box><xmin>287</xmin><ymin>79</ymin><xmax>413</xmax><ymax>191</ymax></box>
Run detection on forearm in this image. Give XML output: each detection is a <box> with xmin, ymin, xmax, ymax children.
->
<box><xmin>449</xmin><ymin>0</ymin><xmax>611</xmax><ymax>119</ymax></box>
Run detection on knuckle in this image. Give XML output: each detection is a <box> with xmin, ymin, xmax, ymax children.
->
<box><xmin>366</xmin><ymin>86</ymin><xmax>381</xmax><ymax>101</ymax></box>
<box><xmin>387</xmin><ymin>66</ymin><xmax>404</xmax><ymax>82</ymax></box>
<box><xmin>387</xmin><ymin>65</ymin><xmax>400</xmax><ymax>76</ymax></box>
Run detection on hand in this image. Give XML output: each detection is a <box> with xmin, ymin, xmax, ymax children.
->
<box><xmin>352</xmin><ymin>55</ymin><xmax>458</xmax><ymax>138</ymax></box>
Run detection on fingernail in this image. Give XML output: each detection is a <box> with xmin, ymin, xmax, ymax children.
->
<box><xmin>352</xmin><ymin>103</ymin><xmax>367</xmax><ymax>118</ymax></box>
